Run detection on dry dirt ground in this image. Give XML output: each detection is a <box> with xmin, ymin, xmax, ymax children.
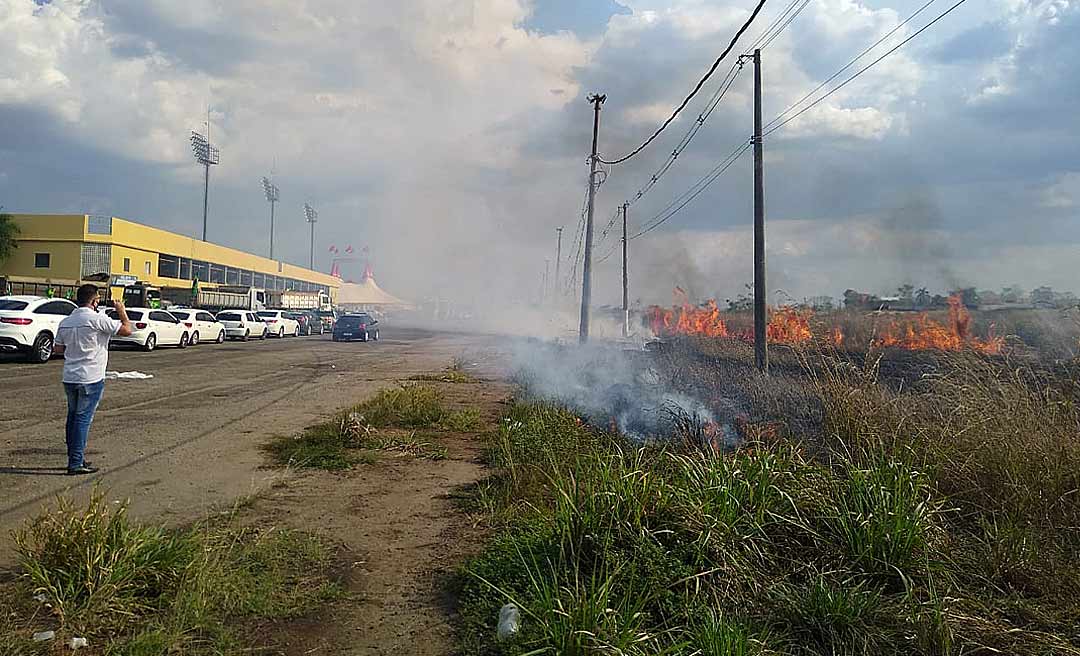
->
<box><xmin>239</xmin><ymin>380</ymin><xmax>512</xmax><ymax>655</ymax></box>
<box><xmin>0</xmin><ymin>327</ymin><xmax>514</xmax><ymax>655</ymax></box>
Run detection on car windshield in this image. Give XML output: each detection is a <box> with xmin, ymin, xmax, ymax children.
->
<box><xmin>218</xmin><ymin>313</ymin><xmax>240</xmax><ymax>321</ymax></box>
<box><xmin>257</xmin><ymin>311</ymin><xmax>278</xmax><ymax>318</ymax></box>
<box><xmin>108</xmin><ymin>309</ymin><xmax>144</xmax><ymax>320</ymax></box>
<box><xmin>0</xmin><ymin>300</ymin><xmax>29</xmax><ymax>311</ymax></box>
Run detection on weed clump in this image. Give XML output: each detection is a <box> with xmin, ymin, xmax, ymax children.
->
<box><xmin>2</xmin><ymin>490</ymin><xmax>341</xmax><ymax>653</ymax></box>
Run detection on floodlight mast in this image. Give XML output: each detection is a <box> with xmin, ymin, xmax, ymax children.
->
<box><xmin>261</xmin><ymin>176</ymin><xmax>280</xmax><ymax>259</ymax></box>
<box><xmin>304</xmin><ymin>203</ymin><xmax>318</xmax><ymax>270</ymax></box>
<box><xmin>190</xmin><ymin>116</ymin><xmax>220</xmax><ymax>242</ymax></box>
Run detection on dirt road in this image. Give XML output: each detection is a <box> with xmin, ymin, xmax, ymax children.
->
<box><xmin>0</xmin><ymin>327</ymin><xmax>492</xmax><ymax>564</ymax></box>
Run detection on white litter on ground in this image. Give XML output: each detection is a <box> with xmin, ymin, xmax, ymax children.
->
<box><xmin>104</xmin><ymin>371</ymin><xmax>154</xmax><ymax>380</ymax></box>
<box><xmin>32</xmin><ymin>630</ymin><xmax>55</xmax><ymax>642</ymax></box>
<box><xmin>68</xmin><ymin>637</ymin><xmax>89</xmax><ymax>649</ymax></box>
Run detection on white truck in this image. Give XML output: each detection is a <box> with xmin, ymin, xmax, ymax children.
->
<box><xmin>266</xmin><ymin>289</ymin><xmax>330</xmax><ymax>311</ymax></box>
<box><xmin>125</xmin><ymin>283</ymin><xmax>267</xmax><ymax>312</ymax></box>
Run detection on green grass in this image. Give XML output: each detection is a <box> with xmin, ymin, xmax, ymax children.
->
<box><xmin>264</xmin><ymin>384</ymin><xmax>452</xmax><ymax>470</ymax></box>
<box><xmin>354</xmin><ymin>384</ymin><xmax>446</xmax><ymax>427</ymax></box>
<box><xmin>0</xmin><ymin>490</ymin><xmax>342</xmax><ymax>654</ymax></box>
<box><xmin>442</xmin><ymin>408</ymin><xmax>484</xmax><ymax>432</ymax></box>
<box><xmin>457</xmin><ymin>380</ymin><xmax>1080</xmax><ymax>656</ymax></box>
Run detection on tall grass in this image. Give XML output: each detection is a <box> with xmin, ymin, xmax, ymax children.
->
<box><xmin>460</xmin><ymin>349</ymin><xmax>1080</xmax><ymax>656</ymax></box>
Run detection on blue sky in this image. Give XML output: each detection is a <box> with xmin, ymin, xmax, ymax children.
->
<box><xmin>0</xmin><ymin>0</ymin><xmax>1077</xmax><ymax>306</ymax></box>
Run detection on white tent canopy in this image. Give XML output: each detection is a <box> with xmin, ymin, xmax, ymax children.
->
<box><xmin>336</xmin><ymin>268</ymin><xmax>412</xmax><ymax>309</ymax></box>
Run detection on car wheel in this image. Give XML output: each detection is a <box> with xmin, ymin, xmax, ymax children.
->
<box><xmin>191</xmin><ymin>331</ymin><xmax>200</xmax><ymax>346</ymax></box>
<box><xmin>374</xmin><ymin>329</ymin><xmax>380</xmax><ymax>341</ymax></box>
<box><xmin>261</xmin><ymin>329</ymin><xmax>268</xmax><ymax>340</ymax></box>
<box><xmin>179</xmin><ymin>332</ymin><xmax>189</xmax><ymax>348</ymax></box>
<box><xmin>361</xmin><ymin>331</ymin><xmax>369</xmax><ymax>342</ymax></box>
<box><xmin>217</xmin><ymin>330</ymin><xmax>226</xmax><ymax>344</ymax></box>
<box><xmin>294</xmin><ymin>326</ymin><xmax>300</xmax><ymax>337</ymax></box>
<box><xmin>144</xmin><ymin>333</ymin><xmax>157</xmax><ymax>352</ymax></box>
<box><xmin>279</xmin><ymin>327</ymin><xmax>285</xmax><ymax>338</ymax></box>
<box><xmin>242</xmin><ymin>329</ymin><xmax>250</xmax><ymax>342</ymax></box>
<box><xmin>28</xmin><ymin>332</ymin><xmax>53</xmax><ymax>363</ymax></box>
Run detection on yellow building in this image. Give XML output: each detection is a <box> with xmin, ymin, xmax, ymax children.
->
<box><xmin>0</xmin><ymin>214</ymin><xmax>339</xmax><ymax>301</ymax></box>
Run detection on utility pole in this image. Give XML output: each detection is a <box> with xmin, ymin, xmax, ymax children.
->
<box><xmin>554</xmin><ymin>227</ymin><xmax>563</xmax><ymax>298</ymax></box>
<box><xmin>580</xmin><ymin>93</ymin><xmax>605</xmax><ymax>343</ymax></box>
<box><xmin>752</xmin><ymin>49</ymin><xmax>768</xmax><ymax>373</ymax></box>
<box><xmin>621</xmin><ymin>202</ymin><xmax>629</xmax><ymax>338</ymax></box>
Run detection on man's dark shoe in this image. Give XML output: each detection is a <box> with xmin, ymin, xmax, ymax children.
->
<box><xmin>66</xmin><ymin>465</ymin><xmax>99</xmax><ymax>476</ymax></box>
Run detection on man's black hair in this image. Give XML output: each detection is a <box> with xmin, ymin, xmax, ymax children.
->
<box><xmin>76</xmin><ymin>284</ymin><xmax>100</xmax><ymax>306</ymax></box>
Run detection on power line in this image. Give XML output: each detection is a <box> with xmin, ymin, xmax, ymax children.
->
<box><xmin>764</xmin><ymin>0</ymin><xmax>968</xmax><ymax>137</ymax></box>
<box><xmin>763</xmin><ymin>0</ymin><xmax>938</xmax><ymax>133</ymax></box>
<box><xmin>630</xmin><ymin>140</ymin><xmax>752</xmax><ymax>240</ymax></box>
<box><xmin>745</xmin><ymin>0</ymin><xmax>803</xmax><ymax>51</ymax></box>
<box><xmin>619</xmin><ymin>63</ymin><xmax>745</xmax><ymax>211</ymax></box>
<box><xmin>758</xmin><ymin>0</ymin><xmax>811</xmax><ymax>49</ymax></box>
<box><xmin>596</xmin><ymin>0</ymin><xmax>768</xmax><ymax>165</ymax></box>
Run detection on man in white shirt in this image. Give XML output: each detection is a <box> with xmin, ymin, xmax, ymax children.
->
<box><xmin>53</xmin><ymin>284</ymin><xmax>133</xmax><ymax>475</ymax></box>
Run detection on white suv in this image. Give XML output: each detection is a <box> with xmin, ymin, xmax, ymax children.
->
<box><xmin>0</xmin><ymin>296</ymin><xmax>77</xmax><ymax>363</ymax></box>
<box><xmin>257</xmin><ymin>310</ymin><xmax>300</xmax><ymax>338</ymax></box>
<box><xmin>216</xmin><ymin>310</ymin><xmax>268</xmax><ymax>341</ymax></box>
<box><xmin>168</xmin><ymin>309</ymin><xmax>226</xmax><ymax>345</ymax></box>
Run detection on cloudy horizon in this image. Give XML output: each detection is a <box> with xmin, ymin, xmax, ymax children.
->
<box><xmin>1</xmin><ymin>0</ymin><xmax>1077</xmax><ymax>308</ymax></box>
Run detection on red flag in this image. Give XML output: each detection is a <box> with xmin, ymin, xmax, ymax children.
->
<box><xmin>327</xmin><ymin>245</ymin><xmax>338</xmax><ymax>254</ymax></box>
<box><xmin>344</xmin><ymin>245</ymin><xmax>354</xmax><ymax>254</ymax></box>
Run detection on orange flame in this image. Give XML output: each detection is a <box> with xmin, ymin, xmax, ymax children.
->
<box><xmin>872</xmin><ymin>295</ymin><xmax>1003</xmax><ymax>354</ymax></box>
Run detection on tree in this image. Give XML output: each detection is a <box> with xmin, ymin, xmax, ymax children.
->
<box><xmin>0</xmin><ymin>213</ymin><xmax>19</xmax><ymax>265</ymax></box>
<box><xmin>914</xmin><ymin>287</ymin><xmax>931</xmax><ymax>307</ymax></box>
<box><xmin>897</xmin><ymin>283</ymin><xmax>915</xmax><ymax>303</ymax></box>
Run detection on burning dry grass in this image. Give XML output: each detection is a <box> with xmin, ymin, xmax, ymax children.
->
<box><xmin>459</xmin><ymin>345</ymin><xmax>1080</xmax><ymax>655</ymax></box>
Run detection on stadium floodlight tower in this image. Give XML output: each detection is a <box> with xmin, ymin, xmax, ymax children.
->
<box><xmin>261</xmin><ymin>176</ymin><xmax>280</xmax><ymax>259</ymax></box>
<box><xmin>190</xmin><ymin>124</ymin><xmax>220</xmax><ymax>242</ymax></box>
<box><xmin>303</xmin><ymin>203</ymin><xmax>318</xmax><ymax>270</ymax></box>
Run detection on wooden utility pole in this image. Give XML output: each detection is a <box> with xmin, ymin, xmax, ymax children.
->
<box><xmin>579</xmin><ymin>93</ymin><xmax>605</xmax><ymax>343</ymax></box>
<box><xmin>555</xmin><ymin>227</ymin><xmax>563</xmax><ymax>297</ymax></box>
<box><xmin>752</xmin><ymin>49</ymin><xmax>768</xmax><ymax>373</ymax></box>
<box><xmin>621</xmin><ymin>202</ymin><xmax>629</xmax><ymax>338</ymax></box>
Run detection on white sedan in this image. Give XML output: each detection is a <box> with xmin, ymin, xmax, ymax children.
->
<box><xmin>257</xmin><ymin>310</ymin><xmax>300</xmax><ymax>338</ymax></box>
<box><xmin>168</xmin><ymin>308</ymin><xmax>226</xmax><ymax>345</ymax></box>
<box><xmin>106</xmin><ymin>307</ymin><xmax>190</xmax><ymax>351</ymax></box>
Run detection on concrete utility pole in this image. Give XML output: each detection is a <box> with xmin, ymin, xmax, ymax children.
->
<box><xmin>542</xmin><ymin>259</ymin><xmax>550</xmax><ymax>305</ymax></box>
<box><xmin>580</xmin><ymin>93</ymin><xmax>605</xmax><ymax>343</ymax></box>
<box><xmin>554</xmin><ymin>227</ymin><xmax>563</xmax><ymax>298</ymax></box>
<box><xmin>752</xmin><ymin>49</ymin><xmax>768</xmax><ymax>373</ymax></box>
<box><xmin>621</xmin><ymin>202</ymin><xmax>629</xmax><ymax>338</ymax></box>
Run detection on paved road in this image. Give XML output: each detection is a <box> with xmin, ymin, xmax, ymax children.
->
<box><xmin>0</xmin><ymin>326</ymin><xmax>486</xmax><ymax>563</ymax></box>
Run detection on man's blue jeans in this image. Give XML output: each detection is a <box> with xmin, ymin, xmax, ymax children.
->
<box><xmin>63</xmin><ymin>380</ymin><xmax>105</xmax><ymax>470</ymax></box>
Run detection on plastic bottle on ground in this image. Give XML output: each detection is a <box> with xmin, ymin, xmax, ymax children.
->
<box><xmin>496</xmin><ymin>603</ymin><xmax>520</xmax><ymax>641</ymax></box>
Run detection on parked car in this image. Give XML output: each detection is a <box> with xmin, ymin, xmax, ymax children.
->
<box><xmin>257</xmin><ymin>310</ymin><xmax>300</xmax><ymax>338</ymax></box>
<box><xmin>0</xmin><ymin>295</ymin><xmax>77</xmax><ymax>363</ymax></box>
<box><xmin>289</xmin><ymin>310</ymin><xmax>324</xmax><ymax>336</ymax></box>
<box><xmin>314</xmin><ymin>308</ymin><xmax>337</xmax><ymax>331</ymax></box>
<box><xmin>332</xmin><ymin>312</ymin><xmax>380</xmax><ymax>342</ymax></box>
<box><xmin>216</xmin><ymin>310</ymin><xmax>268</xmax><ymax>341</ymax></box>
<box><xmin>106</xmin><ymin>308</ymin><xmax>190</xmax><ymax>351</ymax></box>
<box><xmin>167</xmin><ymin>308</ymin><xmax>226</xmax><ymax>345</ymax></box>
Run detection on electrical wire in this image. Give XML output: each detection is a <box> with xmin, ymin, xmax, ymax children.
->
<box><xmin>764</xmin><ymin>0</ymin><xmax>968</xmax><ymax>137</ymax></box>
<box><xmin>630</xmin><ymin>140</ymin><xmax>752</xmax><ymax>240</ymax></box>
<box><xmin>618</xmin><ymin>63</ymin><xmax>745</xmax><ymax>211</ymax></box>
<box><xmin>596</xmin><ymin>0</ymin><xmax>768</xmax><ymax>165</ymax></box>
<box><xmin>758</xmin><ymin>0</ymin><xmax>811</xmax><ymax>49</ymax></box>
<box><xmin>763</xmin><ymin>0</ymin><xmax>939</xmax><ymax>132</ymax></box>
<box><xmin>745</xmin><ymin>0</ymin><xmax>803</xmax><ymax>51</ymax></box>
